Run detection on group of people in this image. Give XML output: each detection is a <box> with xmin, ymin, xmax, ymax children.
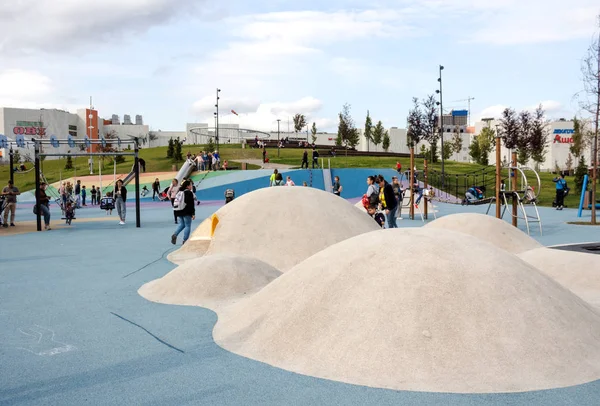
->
<box><xmin>267</xmin><ymin>169</ymin><xmax>312</xmax><ymax>187</ymax></box>
<box><xmin>301</xmin><ymin>148</ymin><xmax>320</xmax><ymax>169</ymax></box>
<box><xmin>188</xmin><ymin>151</ymin><xmax>224</xmax><ymax>172</ymax></box>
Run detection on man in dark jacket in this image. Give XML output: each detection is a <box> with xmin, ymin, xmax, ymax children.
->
<box><xmin>377</xmin><ymin>174</ymin><xmax>398</xmax><ymax>228</ymax></box>
<box><xmin>301</xmin><ymin>149</ymin><xmax>309</xmax><ymax>169</ymax></box>
<box><xmin>171</xmin><ymin>180</ymin><xmax>196</xmax><ymax>245</ymax></box>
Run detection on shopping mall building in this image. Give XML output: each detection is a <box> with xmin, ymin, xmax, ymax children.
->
<box><xmin>0</xmin><ymin>107</ymin><xmax>149</xmax><ymax>161</ymax></box>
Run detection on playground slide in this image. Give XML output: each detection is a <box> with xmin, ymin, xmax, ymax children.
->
<box><xmin>175</xmin><ymin>159</ymin><xmax>196</xmax><ymax>184</ymax></box>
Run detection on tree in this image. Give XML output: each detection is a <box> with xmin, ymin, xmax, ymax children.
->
<box><xmin>420</xmin><ymin>144</ymin><xmax>430</xmax><ymax>158</ymax></box>
<box><xmin>364</xmin><ymin>111</ymin><xmax>373</xmax><ymax>151</ymax></box>
<box><xmin>207</xmin><ymin>137</ymin><xmax>215</xmax><ymax>154</ymax></box>
<box><xmin>406</xmin><ymin>97</ymin><xmax>425</xmax><ymax>148</ymax></box>
<box><xmin>167</xmin><ymin>138</ymin><xmax>174</xmax><ymax>159</ymax></box>
<box><xmin>421</xmin><ymin>94</ymin><xmax>439</xmax><ymax>163</ymax></box>
<box><xmin>554</xmin><ymin>160</ymin><xmax>561</xmax><ymax>175</ymax></box>
<box><xmin>293</xmin><ymin>114</ymin><xmax>307</xmax><ymax>134</ymax></box>
<box><xmin>500</xmin><ymin>108</ymin><xmax>520</xmax><ymax>150</ymax></box>
<box><xmin>382</xmin><ymin>130</ymin><xmax>391</xmax><ymax>152</ymax></box>
<box><xmin>12</xmin><ymin>150</ymin><xmax>21</xmax><ymax>164</ymax></box>
<box><xmin>372</xmin><ymin>121</ymin><xmax>384</xmax><ymax>151</ymax></box>
<box><xmin>337</xmin><ymin>103</ymin><xmax>360</xmax><ymax>149</ymax></box>
<box><xmin>529</xmin><ymin>105</ymin><xmax>548</xmax><ymax>170</ymax></box>
<box><xmin>469</xmin><ymin>137</ymin><xmax>481</xmax><ymax>164</ymax></box>
<box><xmin>479</xmin><ymin>127</ymin><xmax>495</xmax><ymax>166</ymax></box>
<box><xmin>311</xmin><ymin>122</ymin><xmax>318</xmax><ymax>144</ymax></box>
<box><xmin>173</xmin><ymin>138</ymin><xmax>183</xmax><ymax>162</ymax></box>
<box><xmin>574</xmin><ymin>156</ymin><xmax>589</xmax><ymax>194</ymax></box>
<box><xmin>571</xmin><ymin>117</ymin><xmax>588</xmax><ymax>158</ymax></box>
<box><xmin>517</xmin><ymin>110</ymin><xmax>532</xmax><ymax>166</ymax></box>
<box><xmin>442</xmin><ymin>142</ymin><xmax>452</xmax><ymax>160</ymax></box>
<box><xmin>577</xmin><ymin>15</ymin><xmax>599</xmax><ymax>224</ymax></box>
<box><xmin>566</xmin><ymin>153</ymin><xmax>574</xmax><ymax>175</ymax></box>
<box><xmin>451</xmin><ymin>125</ymin><xmax>463</xmax><ymax>160</ymax></box>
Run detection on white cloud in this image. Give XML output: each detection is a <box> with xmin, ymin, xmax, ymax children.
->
<box><xmin>192</xmin><ymin>96</ymin><xmax>261</xmax><ymax>115</ymax></box>
<box><xmin>0</xmin><ymin>69</ymin><xmax>53</xmax><ymax>105</ymax></box>
<box><xmin>195</xmin><ymin>97</ymin><xmax>333</xmax><ymax>132</ymax></box>
<box><xmin>0</xmin><ymin>0</ymin><xmax>206</xmax><ymax>54</ymax></box>
<box><xmin>474</xmin><ymin>100</ymin><xmax>575</xmax><ymax>123</ymax></box>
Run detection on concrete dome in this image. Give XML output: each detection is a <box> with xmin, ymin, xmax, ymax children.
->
<box><xmin>139</xmin><ymin>253</ymin><xmax>281</xmax><ymax>311</ymax></box>
<box><xmin>172</xmin><ymin>186</ymin><xmax>380</xmax><ymax>271</ymax></box>
<box><xmin>213</xmin><ymin>228</ymin><xmax>600</xmax><ymax>393</ymax></box>
<box><xmin>425</xmin><ymin>213</ymin><xmax>542</xmax><ymax>254</ymax></box>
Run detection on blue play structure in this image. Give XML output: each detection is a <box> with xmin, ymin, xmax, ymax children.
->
<box><xmin>577</xmin><ymin>175</ymin><xmax>600</xmax><ymax>217</ymax></box>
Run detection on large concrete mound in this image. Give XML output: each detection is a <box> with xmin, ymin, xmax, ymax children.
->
<box><xmin>518</xmin><ymin>247</ymin><xmax>600</xmax><ymax>310</ymax></box>
<box><xmin>139</xmin><ymin>253</ymin><xmax>281</xmax><ymax>311</ymax></box>
<box><xmin>192</xmin><ymin>187</ymin><xmax>380</xmax><ymax>271</ymax></box>
<box><xmin>213</xmin><ymin>228</ymin><xmax>600</xmax><ymax>393</ymax></box>
<box><xmin>425</xmin><ymin>213</ymin><xmax>542</xmax><ymax>254</ymax></box>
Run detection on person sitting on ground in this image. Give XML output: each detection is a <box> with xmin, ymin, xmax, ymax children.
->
<box><xmin>272</xmin><ymin>173</ymin><xmax>284</xmax><ymax>186</ymax></box>
<box><xmin>35</xmin><ymin>182</ymin><xmax>52</xmax><ymax>230</ymax></box>
<box><xmin>270</xmin><ymin>169</ymin><xmax>279</xmax><ymax>187</ymax></box>
<box><xmin>303</xmin><ymin>181</ymin><xmax>308</xmax><ymax>187</ymax></box>
<box><xmin>286</xmin><ymin>176</ymin><xmax>295</xmax><ymax>186</ymax></box>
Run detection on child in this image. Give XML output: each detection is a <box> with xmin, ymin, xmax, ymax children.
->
<box><xmin>81</xmin><ymin>186</ymin><xmax>87</xmax><ymax>206</ymax></box>
<box><xmin>91</xmin><ymin>186</ymin><xmax>97</xmax><ymax>205</ymax></box>
<box><xmin>366</xmin><ymin>205</ymin><xmax>385</xmax><ymax>228</ymax></box>
<box><xmin>141</xmin><ymin>185</ymin><xmax>149</xmax><ymax>197</ymax></box>
<box><xmin>65</xmin><ymin>201</ymin><xmax>75</xmax><ymax>225</ymax></box>
<box><xmin>100</xmin><ymin>191</ymin><xmax>115</xmax><ymax>215</ymax></box>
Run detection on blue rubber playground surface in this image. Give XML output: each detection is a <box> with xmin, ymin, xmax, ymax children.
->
<box><xmin>1</xmin><ymin>195</ymin><xmax>599</xmax><ymax>405</ymax></box>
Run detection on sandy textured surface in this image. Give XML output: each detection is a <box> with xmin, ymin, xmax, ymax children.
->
<box><xmin>167</xmin><ymin>216</ymin><xmax>215</xmax><ymax>265</ymax></box>
<box><xmin>184</xmin><ymin>187</ymin><xmax>380</xmax><ymax>271</ymax></box>
<box><xmin>518</xmin><ymin>247</ymin><xmax>600</xmax><ymax>310</ymax></box>
<box><xmin>425</xmin><ymin>213</ymin><xmax>542</xmax><ymax>254</ymax></box>
<box><xmin>139</xmin><ymin>253</ymin><xmax>281</xmax><ymax>311</ymax></box>
<box><xmin>213</xmin><ymin>228</ymin><xmax>600</xmax><ymax>393</ymax></box>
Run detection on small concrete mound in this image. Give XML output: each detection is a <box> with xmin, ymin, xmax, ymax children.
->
<box><xmin>518</xmin><ymin>247</ymin><xmax>600</xmax><ymax>310</ymax></box>
<box><xmin>180</xmin><ymin>187</ymin><xmax>380</xmax><ymax>271</ymax></box>
<box><xmin>213</xmin><ymin>228</ymin><xmax>600</xmax><ymax>393</ymax></box>
<box><xmin>139</xmin><ymin>253</ymin><xmax>281</xmax><ymax>311</ymax></box>
<box><xmin>425</xmin><ymin>213</ymin><xmax>542</xmax><ymax>254</ymax></box>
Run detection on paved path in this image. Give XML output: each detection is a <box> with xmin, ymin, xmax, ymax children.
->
<box><xmin>236</xmin><ymin>159</ymin><xmax>295</xmax><ymax>170</ymax></box>
<box><xmin>0</xmin><ymin>203</ymin><xmax>599</xmax><ymax>405</ymax></box>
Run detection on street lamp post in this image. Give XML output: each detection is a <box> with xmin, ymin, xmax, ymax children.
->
<box><xmin>437</xmin><ymin>65</ymin><xmax>445</xmax><ymax>187</ymax></box>
<box><xmin>215</xmin><ymin>88</ymin><xmax>221</xmax><ymax>152</ymax></box>
<box><xmin>494</xmin><ymin>124</ymin><xmax>502</xmax><ymax>219</ymax></box>
<box><xmin>277</xmin><ymin>119</ymin><xmax>281</xmax><ymax>158</ymax></box>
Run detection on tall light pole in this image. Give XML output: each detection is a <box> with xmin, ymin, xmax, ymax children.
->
<box><xmin>277</xmin><ymin>119</ymin><xmax>281</xmax><ymax>158</ymax></box>
<box><xmin>437</xmin><ymin>65</ymin><xmax>445</xmax><ymax>186</ymax></box>
<box><xmin>215</xmin><ymin>88</ymin><xmax>221</xmax><ymax>152</ymax></box>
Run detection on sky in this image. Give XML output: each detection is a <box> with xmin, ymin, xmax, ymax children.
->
<box><xmin>0</xmin><ymin>0</ymin><xmax>598</xmax><ymax>133</ymax></box>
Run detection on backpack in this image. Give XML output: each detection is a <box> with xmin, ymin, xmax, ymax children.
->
<box><xmin>174</xmin><ymin>190</ymin><xmax>186</xmax><ymax>211</ymax></box>
<box><xmin>368</xmin><ymin>191</ymin><xmax>379</xmax><ymax>206</ymax></box>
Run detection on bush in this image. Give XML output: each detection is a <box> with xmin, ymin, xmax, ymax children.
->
<box><xmin>173</xmin><ymin>138</ymin><xmax>183</xmax><ymax>162</ymax></box>
<box><xmin>65</xmin><ymin>154</ymin><xmax>73</xmax><ymax>170</ymax></box>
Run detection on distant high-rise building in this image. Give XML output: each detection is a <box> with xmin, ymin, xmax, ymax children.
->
<box><xmin>111</xmin><ymin>114</ymin><xmax>120</xmax><ymax>125</ymax></box>
<box><xmin>123</xmin><ymin>114</ymin><xmax>132</xmax><ymax>125</ymax></box>
<box><xmin>135</xmin><ymin>115</ymin><xmax>143</xmax><ymax>125</ymax></box>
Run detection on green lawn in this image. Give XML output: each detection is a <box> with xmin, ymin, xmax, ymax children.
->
<box><xmin>0</xmin><ymin>143</ymin><xmax>590</xmax><ymax>208</ymax></box>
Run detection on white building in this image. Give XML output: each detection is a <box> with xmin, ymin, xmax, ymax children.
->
<box><xmin>0</xmin><ymin>107</ymin><xmax>149</xmax><ymax>162</ymax></box>
<box><xmin>473</xmin><ymin>118</ymin><xmax>592</xmax><ymax>172</ymax></box>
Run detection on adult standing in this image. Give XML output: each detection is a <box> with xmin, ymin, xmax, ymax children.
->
<box><xmin>75</xmin><ymin>180</ymin><xmax>81</xmax><ymax>208</ymax></box>
<box><xmin>2</xmin><ymin>180</ymin><xmax>20</xmax><ymax>227</ymax></box>
<box><xmin>167</xmin><ymin>179</ymin><xmax>179</xmax><ymax>224</ymax></box>
<box><xmin>377</xmin><ymin>175</ymin><xmax>398</xmax><ymax>229</ymax></box>
<box><xmin>170</xmin><ymin>180</ymin><xmax>195</xmax><ymax>245</ymax></box>
<box><xmin>36</xmin><ymin>182</ymin><xmax>52</xmax><ymax>230</ymax></box>
<box><xmin>332</xmin><ymin>176</ymin><xmax>343</xmax><ymax>196</ymax></box>
<box><xmin>114</xmin><ymin>179</ymin><xmax>128</xmax><ymax>225</ymax></box>
<box><xmin>553</xmin><ymin>173</ymin><xmax>567</xmax><ymax>211</ymax></box>
<box><xmin>91</xmin><ymin>185</ymin><xmax>98</xmax><ymax>205</ymax></box>
<box><xmin>366</xmin><ymin>176</ymin><xmax>379</xmax><ymax>208</ymax></box>
<box><xmin>391</xmin><ymin>176</ymin><xmax>403</xmax><ymax>220</ymax></box>
<box><xmin>139</xmin><ymin>158</ymin><xmax>146</xmax><ymax>173</ymax></box>
<box><xmin>152</xmin><ymin>178</ymin><xmax>161</xmax><ymax>201</ymax></box>
<box><xmin>301</xmin><ymin>149</ymin><xmax>309</xmax><ymax>169</ymax></box>
<box><xmin>312</xmin><ymin>148</ymin><xmax>319</xmax><ymax>169</ymax></box>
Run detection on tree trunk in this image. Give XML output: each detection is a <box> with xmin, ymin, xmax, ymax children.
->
<box><xmin>592</xmin><ymin>30</ymin><xmax>600</xmax><ymax>225</ymax></box>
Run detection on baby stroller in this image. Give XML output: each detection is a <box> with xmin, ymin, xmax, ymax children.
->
<box><xmin>158</xmin><ymin>187</ymin><xmax>170</xmax><ymax>202</ymax></box>
<box><xmin>462</xmin><ymin>186</ymin><xmax>486</xmax><ymax>205</ymax></box>
<box><xmin>225</xmin><ymin>189</ymin><xmax>235</xmax><ymax>204</ymax></box>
